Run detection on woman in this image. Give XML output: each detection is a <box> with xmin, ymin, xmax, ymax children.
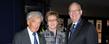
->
<box><xmin>41</xmin><ymin>11</ymin><xmax>66</xmax><ymax>44</ymax></box>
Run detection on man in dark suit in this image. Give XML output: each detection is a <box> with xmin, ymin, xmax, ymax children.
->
<box><xmin>13</xmin><ymin>11</ymin><xmax>45</xmax><ymax>44</ymax></box>
<box><xmin>67</xmin><ymin>2</ymin><xmax>98</xmax><ymax>44</ymax></box>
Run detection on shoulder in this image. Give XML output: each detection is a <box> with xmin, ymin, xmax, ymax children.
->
<box><xmin>82</xmin><ymin>19</ymin><xmax>96</xmax><ymax>31</ymax></box>
<box><xmin>67</xmin><ymin>23</ymin><xmax>72</xmax><ymax>31</ymax></box>
<box><xmin>82</xmin><ymin>19</ymin><xmax>94</xmax><ymax>27</ymax></box>
<box><xmin>57</xmin><ymin>30</ymin><xmax>65</xmax><ymax>34</ymax></box>
<box><xmin>14</xmin><ymin>29</ymin><xmax>28</xmax><ymax>39</ymax></box>
<box><xmin>40</xmin><ymin>30</ymin><xmax>50</xmax><ymax>36</ymax></box>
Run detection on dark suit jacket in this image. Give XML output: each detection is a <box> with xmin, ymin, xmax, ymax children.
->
<box><xmin>67</xmin><ymin>19</ymin><xmax>98</xmax><ymax>44</ymax></box>
<box><xmin>13</xmin><ymin>28</ymin><xmax>45</xmax><ymax>44</ymax></box>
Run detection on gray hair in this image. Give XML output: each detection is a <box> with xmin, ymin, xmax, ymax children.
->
<box><xmin>26</xmin><ymin>11</ymin><xmax>43</xmax><ymax>21</ymax></box>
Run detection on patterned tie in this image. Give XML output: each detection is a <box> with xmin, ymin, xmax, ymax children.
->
<box><xmin>33</xmin><ymin>32</ymin><xmax>38</xmax><ymax>44</ymax></box>
<box><xmin>69</xmin><ymin>24</ymin><xmax>75</xmax><ymax>38</ymax></box>
<box><xmin>71</xmin><ymin>24</ymin><xmax>75</xmax><ymax>33</ymax></box>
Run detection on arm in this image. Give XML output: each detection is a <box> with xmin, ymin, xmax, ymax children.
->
<box><xmin>12</xmin><ymin>33</ymin><xmax>22</xmax><ymax>44</ymax></box>
<box><xmin>86</xmin><ymin>24</ymin><xmax>98</xmax><ymax>44</ymax></box>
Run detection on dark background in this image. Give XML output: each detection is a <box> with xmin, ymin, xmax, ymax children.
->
<box><xmin>0</xmin><ymin>0</ymin><xmax>23</xmax><ymax>44</ymax></box>
<box><xmin>0</xmin><ymin>0</ymin><xmax>13</xmax><ymax>44</ymax></box>
<box><xmin>0</xmin><ymin>0</ymin><xmax>109</xmax><ymax>44</ymax></box>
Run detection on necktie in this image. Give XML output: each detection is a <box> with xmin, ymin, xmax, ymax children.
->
<box><xmin>33</xmin><ymin>32</ymin><xmax>38</xmax><ymax>44</ymax></box>
<box><xmin>69</xmin><ymin>24</ymin><xmax>75</xmax><ymax>38</ymax></box>
<box><xmin>71</xmin><ymin>24</ymin><xmax>75</xmax><ymax>33</ymax></box>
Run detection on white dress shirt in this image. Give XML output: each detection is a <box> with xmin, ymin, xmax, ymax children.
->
<box><xmin>72</xmin><ymin>21</ymin><xmax>78</xmax><ymax>28</ymax></box>
<box><xmin>69</xmin><ymin>21</ymin><xmax>79</xmax><ymax>38</ymax></box>
<box><xmin>27</xmin><ymin>27</ymin><xmax>40</xmax><ymax>44</ymax></box>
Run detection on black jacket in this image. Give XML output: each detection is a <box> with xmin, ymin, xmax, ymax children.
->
<box><xmin>66</xmin><ymin>19</ymin><xmax>98</xmax><ymax>44</ymax></box>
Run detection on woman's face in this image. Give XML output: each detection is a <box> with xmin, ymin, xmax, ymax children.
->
<box><xmin>47</xmin><ymin>15</ymin><xmax>58</xmax><ymax>30</ymax></box>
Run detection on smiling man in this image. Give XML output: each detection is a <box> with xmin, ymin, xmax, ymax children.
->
<box><xmin>13</xmin><ymin>11</ymin><xmax>44</xmax><ymax>44</ymax></box>
<box><xmin>67</xmin><ymin>2</ymin><xmax>98</xmax><ymax>44</ymax></box>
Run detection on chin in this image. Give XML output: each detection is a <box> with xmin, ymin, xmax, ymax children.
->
<box><xmin>33</xmin><ymin>30</ymin><xmax>38</xmax><ymax>32</ymax></box>
<box><xmin>50</xmin><ymin>27</ymin><xmax>56</xmax><ymax>29</ymax></box>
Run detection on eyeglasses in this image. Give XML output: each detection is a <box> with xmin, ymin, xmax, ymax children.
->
<box><xmin>69</xmin><ymin>9</ymin><xmax>81</xmax><ymax>12</ymax></box>
<box><xmin>48</xmin><ymin>19</ymin><xmax>57</xmax><ymax>22</ymax></box>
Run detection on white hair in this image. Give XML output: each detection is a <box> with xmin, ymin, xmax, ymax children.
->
<box><xmin>26</xmin><ymin>11</ymin><xmax>43</xmax><ymax>21</ymax></box>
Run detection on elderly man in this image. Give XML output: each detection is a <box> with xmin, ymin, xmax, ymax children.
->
<box><xmin>13</xmin><ymin>11</ymin><xmax>44</xmax><ymax>44</ymax></box>
<box><xmin>67</xmin><ymin>2</ymin><xmax>98</xmax><ymax>44</ymax></box>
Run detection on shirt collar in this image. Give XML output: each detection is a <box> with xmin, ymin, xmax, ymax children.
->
<box><xmin>27</xmin><ymin>27</ymin><xmax>38</xmax><ymax>35</ymax></box>
<box><xmin>73</xmin><ymin>21</ymin><xmax>78</xmax><ymax>25</ymax></box>
<box><xmin>27</xmin><ymin>27</ymin><xmax>39</xmax><ymax>44</ymax></box>
<box><xmin>72</xmin><ymin>20</ymin><xmax>80</xmax><ymax>28</ymax></box>
<box><xmin>27</xmin><ymin>27</ymin><xmax>33</xmax><ymax>35</ymax></box>
<box><xmin>72</xmin><ymin>18</ymin><xmax>81</xmax><ymax>25</ymax></box>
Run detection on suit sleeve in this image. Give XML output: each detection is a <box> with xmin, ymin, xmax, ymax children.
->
<box><xmin>12</xmin><ymin>33</ymin><xmax>22</xmax><ymax>44</ymax></box>
<box><xmin>86</xmin><ymin>24</ymin><xmax>98</xmax><ymax>44</ymax></box>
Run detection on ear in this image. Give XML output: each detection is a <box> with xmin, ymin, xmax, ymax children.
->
<box><xmin>80</xmin><ymin>10</ymin><xmax>82</xmax><ymax>15</ymax></box>
<box><xmin>27</xmin><ymin>20</ymin><xmax>30</xmax><ymax>26</ymax></box>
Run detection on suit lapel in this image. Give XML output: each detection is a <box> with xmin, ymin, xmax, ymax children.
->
<box><xmin>70</xmin><ymin>19</ymin><xmax>84</xmax><ymax>41</ymax></box>
<box><xmin>23</xmin><ymin>29</ymin><xmax>31</xmax><ymax>44</ymax></box>
<box><xmin>38</xmin><ymin>33</ymin><xmax>41</xmax><ymax>44</ymax></box>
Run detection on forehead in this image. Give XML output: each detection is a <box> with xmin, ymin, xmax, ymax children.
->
<box><xmin>33</xmin><ymin>16</ymin><xmax>41</xmax><ymax>19</ymax></box>
<box><xmin>48</xmin><ymin>15</ymin><xmax>57</xmax><ymax>19</ymax></box>
<box><xmin>69</xmin><ymin>2</ymin><xmax>81</xmax><ymax>10</ymax></box>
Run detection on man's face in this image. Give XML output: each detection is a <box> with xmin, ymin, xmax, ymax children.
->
<box><xmin>69</xmin><ymin>3</ymin><xmax>82</xmax><ymax>23</ymax></box>
<box><xmin>27</xmin><ymin>16</ymin><xmax>41</xmax><ymax>32</ymax></box>
<box><xmin>47</xmin><ymin>15</ymin><xmax>58</xmax><ymax>30</ymax></box>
